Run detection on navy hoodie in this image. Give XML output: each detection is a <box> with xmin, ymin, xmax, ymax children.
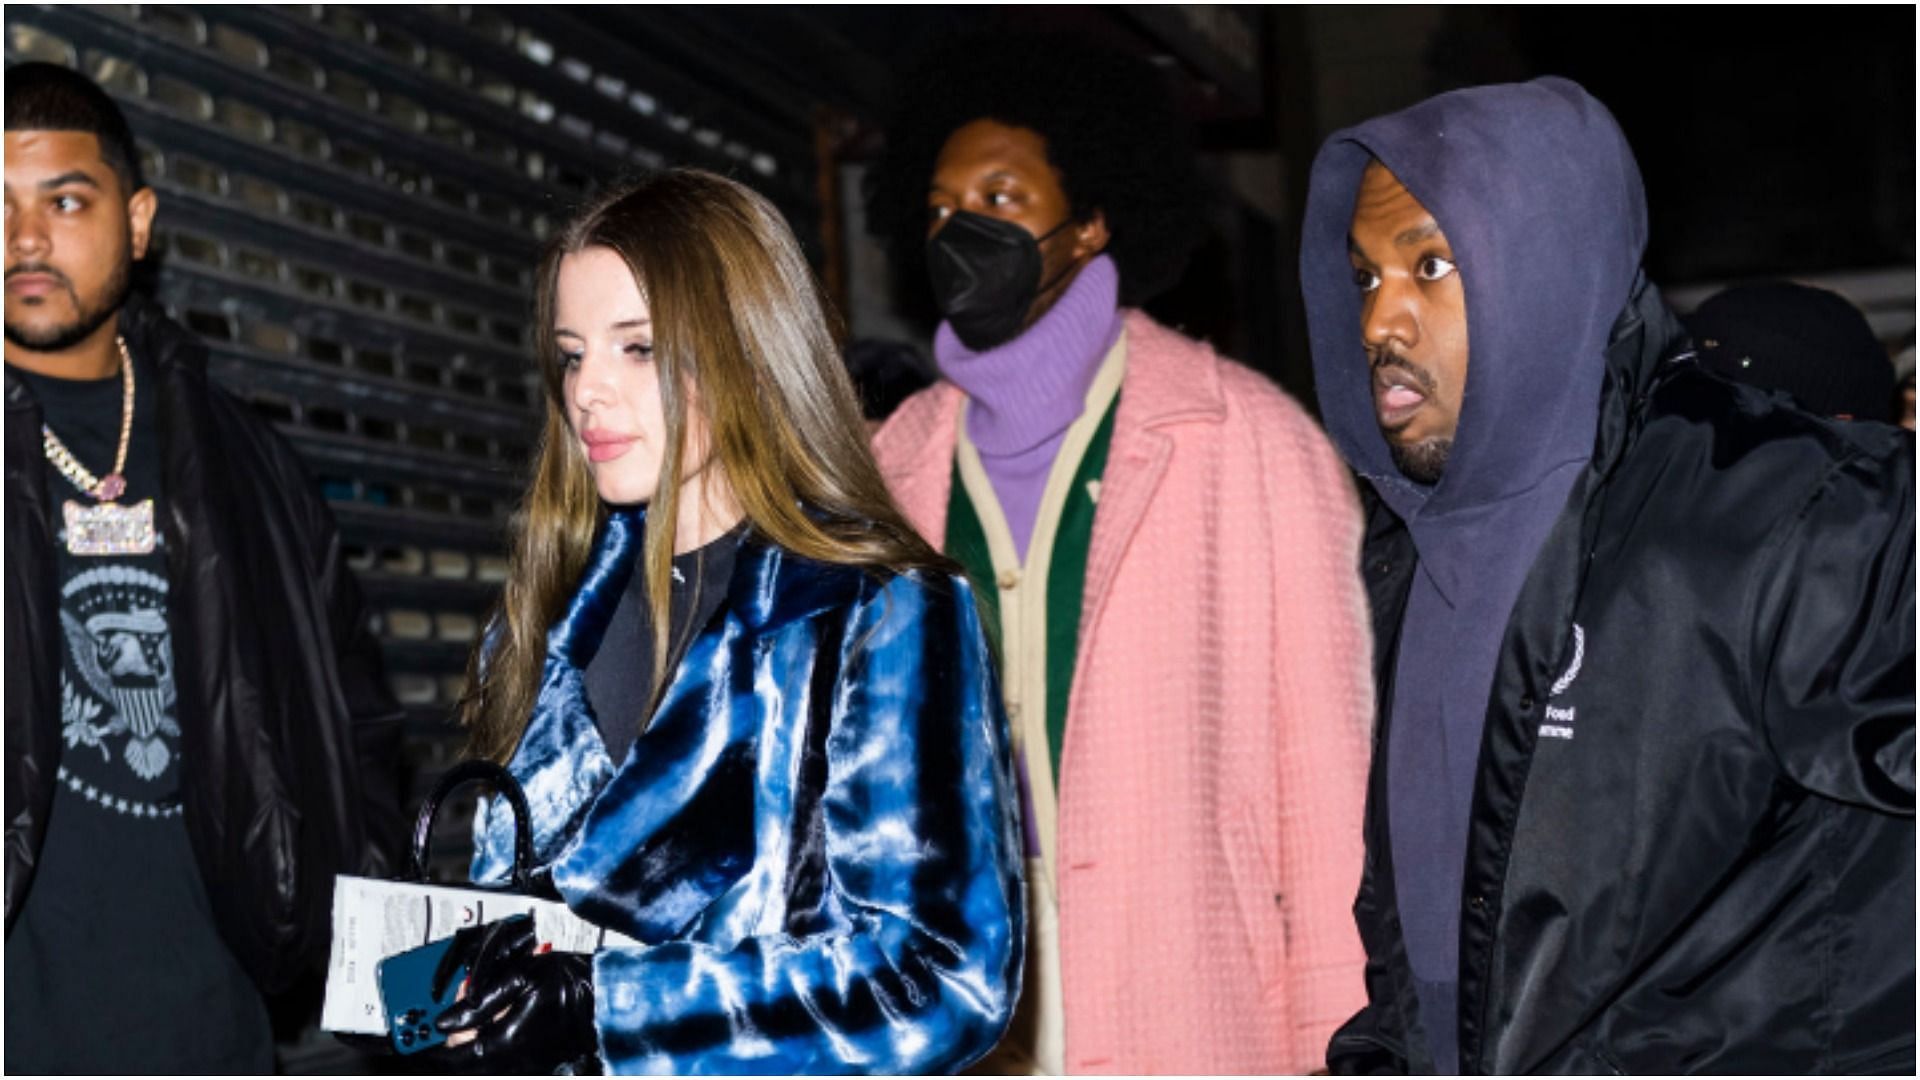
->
<box><xmin>1299</xmin><ymin>78</ymin><xmax>1648</xmax><ymax>1071</ymax></box>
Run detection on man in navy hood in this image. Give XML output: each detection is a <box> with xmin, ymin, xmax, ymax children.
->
<box><xmin>1301</xmin><ymin>78</ymin><xmax>1914</xmax><ymax>1074</ymax></box>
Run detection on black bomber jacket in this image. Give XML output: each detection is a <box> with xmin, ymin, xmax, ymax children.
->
<box><xmin>4</xmin><ymin>293</ymin><xmax>404</xmax><ymax>995</ymax></box>
<box><xmin>1331</xmin><ymin>277</ymin><xmax>1916</xmax><ymax>1074</ymax></box>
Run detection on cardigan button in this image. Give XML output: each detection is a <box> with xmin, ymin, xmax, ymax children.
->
<box><xmin>997</xmin><ymin>569</ymin><xmax>1020</xmax><ymax>590</ymax></box>
<box><xmin>1370</xmin><ymin>558</ymin><xmax>1394</xmax><ymax>578</ymax></box>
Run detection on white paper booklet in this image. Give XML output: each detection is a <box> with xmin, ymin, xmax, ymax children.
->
<box><xmin>320</xmin><ymin>874</ymin><xmax>638</xmax><ymax>1035</ymax></box>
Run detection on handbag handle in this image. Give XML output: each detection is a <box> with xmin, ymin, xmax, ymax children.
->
<box><xmin>406</xmin><ymin>758</ymin><xmax>535</xmax><ymax>894</ymax></box>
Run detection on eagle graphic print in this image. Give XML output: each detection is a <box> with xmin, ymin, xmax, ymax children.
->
<box><xmin>56</xmin><ymin>564</ymin><xmax>183</xmax><ymax>818</ymax></box>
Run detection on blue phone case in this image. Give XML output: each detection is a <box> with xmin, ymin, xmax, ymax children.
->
<box><xmin>376</xmin><ymin>935</ymin><xmax>466</xmax><ymax>1055</ymax></box>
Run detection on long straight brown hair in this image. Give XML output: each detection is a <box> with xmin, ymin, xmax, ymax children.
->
<box><xmin>461</xmin><ymin>169</ymin><xmax>953</xmax><ymax>763</ymax></box>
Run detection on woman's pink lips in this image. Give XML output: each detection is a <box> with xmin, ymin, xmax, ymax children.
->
<box><xmin>582</xmin><ymin>433</ymin><xmax>639</xmax><ymax>462</ymax></box>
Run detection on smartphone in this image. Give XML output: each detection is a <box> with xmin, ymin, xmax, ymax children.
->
<box><xmin>376</xmin><ymin>934</ymin><xmax>465</xmax><ymax>1055</ymax></box>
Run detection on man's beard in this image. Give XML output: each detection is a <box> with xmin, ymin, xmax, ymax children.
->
<box><xmin>1370</xmin><ymin>347</ymin><xmax>1452</xmax><ymax>484</ymax></box>
<box><xmin>1389</xmin><ymin>436</ymin><xmax>1452</xmax><ymax>485</ymax></box>
<box><xmin>4</xmin><ymin>253</ymin><xmax>132</xmax><ymax>352</ymax></box>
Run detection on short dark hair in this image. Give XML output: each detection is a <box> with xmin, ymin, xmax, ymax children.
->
<box><xmin>865</xmin><ymin>35</ymin><xmax>1203</xmax><ymax>312</ymax></box>
<box><xmin>5</xmin><ymin>62</ymin><xmax>146</xmax><ymax>193</ymax></box>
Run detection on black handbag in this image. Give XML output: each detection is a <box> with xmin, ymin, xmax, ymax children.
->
<box><xmin>405</xmin><ymin>758</ymin><xmax>543</xmax><ymax>896</ymax></box>
<box><xmin>395</xmin><ymin>760</ymin><xmax>600</xmax><ymax>1072</ymax></box>
<box><xmin>335</xmin><ymin>759</ymin><xmax>552</xmax><ymax>1061</ymax></box>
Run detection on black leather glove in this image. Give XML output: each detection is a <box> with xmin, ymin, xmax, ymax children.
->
<box><xmin>332</xmin><ymin>916</ymin><xmax>539</xmax><ymax>1066</ymax></box>
<box><xmin>433</xmin><ymin>913</ymin><xmax>537</xmax><ymax>1003</ymax></box>
<box><xmin>430</xmin><ymin>916</ymin><xmax>598</xmax><ymax>1073</ymax></box>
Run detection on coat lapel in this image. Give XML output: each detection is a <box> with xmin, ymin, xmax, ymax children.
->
<box><xmin>1078</xmin><ymin>313</ymin><xmax>1229</xmax><ymax>653</ymax></box>
<box><xmin>873</xmin><ymin>383</ymin><xmax>963</xmax><ymax>544</ymax></box>
<box><xmin>514</xmin><ymin>531</ymin><xmax>864</xmax><ymax>939</ymax></box>
<box><xmin>482</xmin><ymin>511</ymin><xmax>645</xmax><ymax>874</ymax></box>
<box><xmin>546</xmin><ymin>603</ymin><xmax>759</xmax><ymax>940</ymax></box>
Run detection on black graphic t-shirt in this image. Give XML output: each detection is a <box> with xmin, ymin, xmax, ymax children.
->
<box><xmin>4</xmin><ymin>354</ymin><xmax>272</xmax><ymax>1073</ymax></box>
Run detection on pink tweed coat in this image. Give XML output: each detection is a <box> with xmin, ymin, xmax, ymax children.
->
<box><xmin>871</xmin><ymin>311</ymin><xmax>1374</xmax><ymax>1074</ymax></box>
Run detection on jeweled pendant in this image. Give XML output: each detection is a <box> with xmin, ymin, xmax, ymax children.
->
<box><xmin>63</xmin><ymin>498</ymin><xmax>157</xmax><ymax>556</ymax></box>
<box><xmin>96</xmin><ymin>473</ymin><xmax>127</xmax><ymax>501</ymax></box>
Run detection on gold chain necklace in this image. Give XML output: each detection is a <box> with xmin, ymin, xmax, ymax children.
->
<box><xmin>41</xmin><ymin>335</ymin><xmax>134</xmax><ymax>501</ymax></box>
<box><xmin>42</xmin><ymin>335</ymin><xmax>156</xmax><ymax>556</ymax></box>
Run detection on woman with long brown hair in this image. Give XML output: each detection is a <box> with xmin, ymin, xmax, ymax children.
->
<box><xmin>433</xmin><ymin>170</ymin><xmax>1023</xmax><ymax>1074</ymax></box>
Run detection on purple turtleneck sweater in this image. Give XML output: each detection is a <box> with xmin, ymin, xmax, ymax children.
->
<box><xmin>934</xmin><ymin>254</ymin><xmax>1123</xmax><ymax>561</ymax></box>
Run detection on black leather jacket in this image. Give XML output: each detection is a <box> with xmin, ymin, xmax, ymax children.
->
<box><xmin>4</xmin><ymin>294</ymin><xmax>404</xmax><ymax>994</ymax></box>
<box><xmin>1332</xmin><ymin>278</ymin><xmax>1916</xmax><ymax>1074</ymax></box>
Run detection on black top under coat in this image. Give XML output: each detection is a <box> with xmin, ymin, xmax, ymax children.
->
<box><xmin>583</xmin><ymin>524</ymin><xmax>743</xmax><ymax>765</ymax></box>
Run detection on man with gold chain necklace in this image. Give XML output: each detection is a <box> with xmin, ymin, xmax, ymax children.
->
<box><xmin>3</xmin><ymin>63</ymin><xmax>402</xmax><ymax>1072</ymax></box>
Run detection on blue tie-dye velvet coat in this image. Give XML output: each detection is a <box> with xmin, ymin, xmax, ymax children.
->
<box><xmin>470</xmin><ymin>509</ymin><xmax>1024</xmax><ymax>1074</ymax></box>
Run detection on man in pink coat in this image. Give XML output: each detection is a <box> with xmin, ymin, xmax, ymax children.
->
<box><xmin>865</xmin><ymin>38</ymin><xmax>1373</xmax><ymax>1074</ymax></box>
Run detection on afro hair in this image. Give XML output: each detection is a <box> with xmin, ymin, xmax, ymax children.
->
<box><xmin>865</xmin><ymin>35</ymin><xmax>1204</xmax><ymax>313</ymax></box>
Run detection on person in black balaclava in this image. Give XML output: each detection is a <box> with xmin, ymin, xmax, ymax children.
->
<box><xmin>1301</xmin><ymin>77</ymin><xmax>1915</xmax><ymax>1074</ymax></box>
<box><xmin>1686</xmin><ymin>280</ymin><xmax>1896</xmax><ymax>422</ymax></box>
